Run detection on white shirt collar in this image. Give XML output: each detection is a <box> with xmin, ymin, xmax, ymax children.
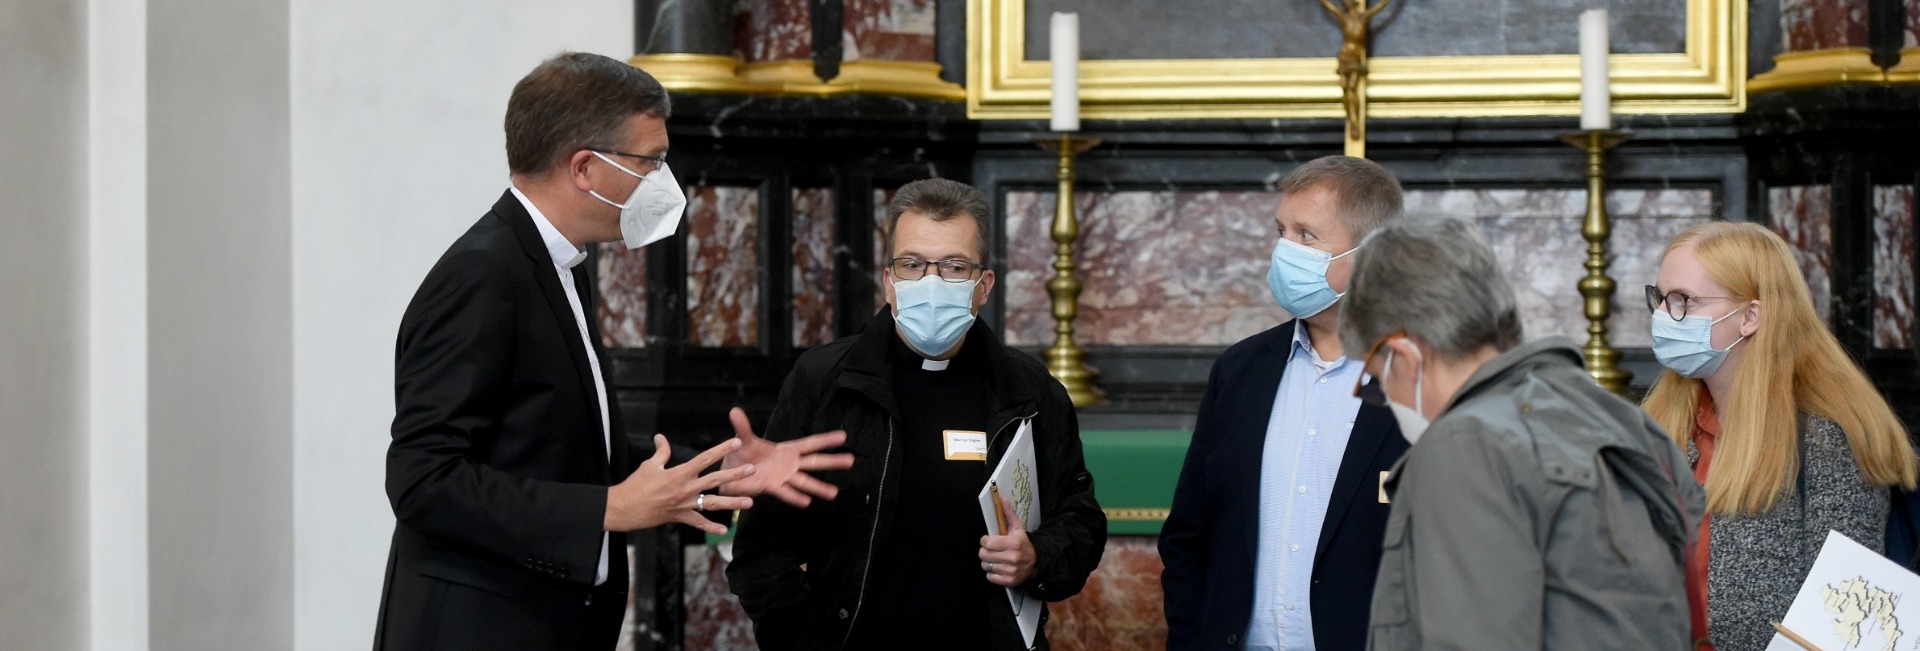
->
<box><xmin>510</xmin><ymin>186</ymin><xmax>588</xmax><ymax>270</ymax></box>
<box><xmin>1291</xmin><ymin>321</ymin><xmax>1347</xmax><ymax>375</ymax></box>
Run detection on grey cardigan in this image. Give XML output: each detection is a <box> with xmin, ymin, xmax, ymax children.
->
<box><xmin>1690</xmin><ymin>413</ymin><xmax>1889</xmax><ymax>651</ymax></box>
<box><xmin>1367</xmin><ymin>338</ymin><xmax>1705</xmax><ymax>651</ymax></box>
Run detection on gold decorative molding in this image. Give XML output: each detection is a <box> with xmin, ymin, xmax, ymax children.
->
<box><xmin>1885</xmin><ymin>47</ymin><xmax>1920</xmax><ymax>86</ymax></box>
<box><xmin>1747</xmin><ymin>48</ymin><xmax>1893</xmax><ymax>93</ymax></box>
<box><xmin>628</xmin><ymin>54</ymin><xmax>964</xmax><ymax>100</ymax></box>
<box><xmin>966</xmin><ymin>0</ymin><xmax>1745</xmax><ymax>120</ymax></box>
<box><xmin>1104</xmin><ymin>508</ymin><xmax>1170</xmax><ymax>522</ymax></box>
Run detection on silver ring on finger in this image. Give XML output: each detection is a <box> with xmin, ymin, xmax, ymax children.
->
<box><xmin>987</xmin><ymin>562</ymin><xmax>995</xmax><ymax>573</ymax></box>
<box><xmin>696</xmin><ymin>494</ymin><xmax>706</xmax><ymax>511</ymax></box>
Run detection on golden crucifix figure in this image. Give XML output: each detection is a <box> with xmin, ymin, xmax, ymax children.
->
<box><xmin>1319</xmin><ymin>0</ymin><xmax>1393</xmax><ymax>156</ymax></box>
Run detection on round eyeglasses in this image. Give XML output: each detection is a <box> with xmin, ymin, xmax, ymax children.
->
<box><xmin>1644</xmin><ymin>285</ymin><xmax>1733</xmax><ymax>321</ymax></box>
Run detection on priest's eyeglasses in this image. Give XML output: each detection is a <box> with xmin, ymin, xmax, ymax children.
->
<box><xmin>1644</xmin><ymin>285</ymin><xmax>1731</xmax><ymax>321</ymax></box>
<box><xmin>890</xmin><ymin>257</ymin><xmax>985</xmax><ymax>282</ymax></box>
<box><xmin>589</xmin><ymin>148</ymin><xmax>667</xmax><ymax>174</ymax></box>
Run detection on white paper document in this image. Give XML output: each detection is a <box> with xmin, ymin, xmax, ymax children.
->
<box><xmin>978</xmin><ymin>419</ymin><xmax>1042</xmax><ymax>647</ymax></box>
<box><xmin>1765</xmin><ymin>530</ymin><xmax>1920</xmax><ymax>651</ymax></box>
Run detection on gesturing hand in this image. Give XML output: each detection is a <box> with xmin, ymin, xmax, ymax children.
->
<box><xmin>978</xmin><ymin>492</ymin><xmax>1038</xmax><ymax>587</ymax></box>
<box><xmin>719</xmin><ymin>407</ymin><xmax>855</xmax><ymax>508</ymax></box>
<box><xmin>604</xmin><ymin>434</ymin><xmax>755</xmax><ymax>535</ymax></box>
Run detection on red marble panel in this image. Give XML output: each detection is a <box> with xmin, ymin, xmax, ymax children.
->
<box><xmin>598</xmin><ymin>243</ymin><xmax>648</xmax><ymax>349</ymax></box>
<box><xmin>1909</xmin><ymin>0</ymin><xmax>1920</xmax><ymax>48</ymax></box>
<box><xmin>735</xmin><ymin>0</ymin><xmax>811</xmax><ymax>62</ymax></box>
<box><xmin>1004</xmin><ymin>188</ymin><xmax>1711</xmax><ymax>349</ymax></box>
<box><xmin>1004</xmin><ymin>191</ymin><xmax>1283</xmax><ymax>347</ymax></box>
<box><xmin>687</xmin><ymin>186</ymin><xmax>762</xmax><ymax>347</ymax></box>
<box><xmin>792</xmin><ymin>188</ymin><xmax>838</xmax><ymax>348</ymax></box>
<box><xmin>844</xmin><ymin>0</ymin><xmax>937</xmax><ymax>62</ymax></box>
<box><xmin>684</xmin><ymin>545</ymin><xmax>754</xmax><ymax>650</ymax></box>
<box><xmin>1770</xmin><ymin>185</ymin><xmax>1834</xmax><ymax>322</ymax></box>
<box><xmin>1049</xmin><ymin>537</ymin><xmax>1169</xmax><ymax>651</ymax></box>
<box><xmin>873</xmin><ymin>187</ymin><xmax>895</xmax><ymax>310</ymax></box>
<box><xmin>1876</xmin><ymin>185</ymin><xmax>1916</xmax><ymax>350</ymax></box>
<box><xmin>1781</xmin><ymin>0</ymin><xmax>1870</xmax><ymax>52</ymax></box>
<box><xmin>1404</xmin><ymin>188</ymin><xmax>1715</xmax><ymax>348</ymax></box>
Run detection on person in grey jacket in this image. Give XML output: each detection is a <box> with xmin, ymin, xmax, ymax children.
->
<box><xmin>1336</xmin><ymin>216</ymin><xmax>1706</xmax><ymax>651</ymax></box>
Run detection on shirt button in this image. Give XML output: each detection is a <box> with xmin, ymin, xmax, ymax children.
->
<box><xmin>1287</xmin><ymin>604</ymin><xmax>1297</xmax><ymax>611</ymax></box>
<box><xmin>1317</xmin><ymin>377</ymin><xmax>1329</xmax><ymax>384</ymax></box>
<box><xmin>1308</xmin><ymin>428</ymin><xmax>1317</xmax><ymax>437</ymax></box>
<box><xmin>1297</xmin><ymin>486</ymin><xmax>1307</xmax><ymax>494</ymax></box>
<box><xmin>1290</xmin><ymin>544</ymin><xmax>1300</xmax><ymax>552</ymax></box>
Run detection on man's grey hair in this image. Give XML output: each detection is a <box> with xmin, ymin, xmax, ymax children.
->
<box><xmin>1279</xmin><ymin>155</ymin><xmax>1404</xmax><ymax>240</ymax></box>
<box><xmin>1338</xmin><ymin>216</ymin><xmax>1523</xmax><ymax>358</ymax></box>
<box><xmin>886</xmin><ymin>178</ymin><xmax>992</xmax><ymax>263</ymax></box>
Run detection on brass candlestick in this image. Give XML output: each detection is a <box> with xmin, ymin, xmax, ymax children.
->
<box><xmin>1559</xmin><ymin>129</ymin><xmax>1633</xmax><ymax>395</ymax></box>
<box><xmin>1036</xmin><ymin>134</ymin><xmax>1105</xmax><ymax>407</ymax></box>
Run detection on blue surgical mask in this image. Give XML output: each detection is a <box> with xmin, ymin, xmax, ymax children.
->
<box><xmin>1650</xmin><ymin>307</ymin><xmax>1747</xmax><ymax>379</ymax></box>
<box><xmin>1267</xmin><ymin>237</ymin><xmax>1359</xmax><ymax>319</ymax></box>
<box><xmin>893</xmin><ymin>276</ymin><xmax>979</xmax><ymax>358</ymax></box>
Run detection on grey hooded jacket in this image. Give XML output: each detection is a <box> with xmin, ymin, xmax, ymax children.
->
<box><xmin>1367</xmin><ymin>338</ymin><xmax>1706</xmax><ymax>651</ymax></box>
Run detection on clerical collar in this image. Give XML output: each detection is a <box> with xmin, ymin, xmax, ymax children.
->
<box><xmin>510</xmin><ymin>186</ymin><xmax>588</xmax><ymax>269</ymax></box>
<box><xmin>922</xmin><ymin>358</ymin><xmax>951</xmax><ymax>371</ymax></box>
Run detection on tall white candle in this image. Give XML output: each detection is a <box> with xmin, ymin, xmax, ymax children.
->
<box><xmin>1579</xmin><ymin>9</ymin><xmax>1610</xmax><ymax>130</ymax></box>
<box><xmin>1050</xmin><ymin>12</ymin><xmax>1080</xmax><ymax>132</ymax></box>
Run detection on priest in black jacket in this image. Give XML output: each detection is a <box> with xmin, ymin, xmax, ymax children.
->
<box><xmin>374</xmin><ymin>53</ymin><xmax>850</xmax><ymax>651</ymax></box>
<box><xmin>727</xmin><ymin>179</ymin><xmax>1107</xmax><ymax>650</ymax></box>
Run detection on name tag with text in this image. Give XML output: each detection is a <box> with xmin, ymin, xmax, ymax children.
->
<box><xmin>944</xmin><ymin>430</ymin><xmax>988</xmax><ymax>461</ymax></box>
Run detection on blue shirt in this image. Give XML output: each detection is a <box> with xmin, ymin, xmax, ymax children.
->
<box><xmin>1246</xmin><ymin>324</ymin><xmax>1364</xmax><ymax>651</ymax></box>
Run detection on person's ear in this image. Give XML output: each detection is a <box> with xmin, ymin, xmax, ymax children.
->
<box><xmin>1383</xmin><ymin>337</ymin><xmax>1423</xmax><ymax>374</ymax></box>
<box><xmin>1740</xmin><ymin>300</ymin><xmax>1762</xmax><ymax>338</ymax></box>
<box><xmin>974</xmin><ymin>269</ymin><xmax>996</xmax><ymax>310</ymax></box>
<box><xmin>567</xmin><ymin>150</ymin><xmax>597</xmax><ymax>193</ymax></box>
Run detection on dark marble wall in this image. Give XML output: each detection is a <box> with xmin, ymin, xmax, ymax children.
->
<box><xmin>1023</xmin><ymin>0</ymin><xmax>1687</xmax><ymax>60</ymax></box>
<box><xmin>1002</xmin><ymin>188</ymin><xmax>1714</xmax><ymax>349</ymax></box>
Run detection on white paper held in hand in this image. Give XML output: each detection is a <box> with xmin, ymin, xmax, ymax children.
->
<box><xmin>1762</xmin><ymin>530</ymin><xmax>1919</xmax><ymax>651</ymax></box>
<box><xmin>979</xmin><ymin>419</ymin><xmax>1042</xmax><ymax>647</ymax></box>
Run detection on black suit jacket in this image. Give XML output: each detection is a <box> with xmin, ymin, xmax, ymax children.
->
<box><xmin>374</xmin><ymin>191</ymin><xmax>632</xmax><ymax>650</ymax></box>
<box><xmin>1158</xmin><ymin>321</ymin><xmax>1408</xmax><ymax>650</ymax></box>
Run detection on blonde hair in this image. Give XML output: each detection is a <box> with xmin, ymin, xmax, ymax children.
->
<box><xmin>1643</xmin><ymin>222</ymin><xmax>1917</xmax><ymax>516</ymax></box>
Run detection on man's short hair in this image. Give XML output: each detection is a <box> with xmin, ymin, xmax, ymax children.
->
<box><xmin>1278</xmin><ymin>155</ymin><xmax>1404</xmax><ymax>240</ymax></box>
<box><xmin>1338</xmin><ymin>216</ymin><xmax>1523</xmax><ymax>359</ymax></box>
<box><xmin>505</xmin><ymin>52</ymin><xmax>671</xmax><ymax>175</ymax></box>
<box><xmin>885</xmin><ymin>178</ymin><xmax>992</xmax><ymax>263</ymax></box>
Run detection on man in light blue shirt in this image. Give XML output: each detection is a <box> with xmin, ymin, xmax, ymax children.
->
<box><xmin>1246</xmin><ymin>325</ymin><xmax>1365</xmax><ymax>650</ymax></box>
<box><xmin>1161</xmin><ymin>156</ymin><xmax>1409</xmax><ymax>650</ymax></box>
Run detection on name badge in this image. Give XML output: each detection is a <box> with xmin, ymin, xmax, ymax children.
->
<box><xmin>943</xmin><ymin>430</ymin><xmax>988</xmax><ymax>461</ymax></box>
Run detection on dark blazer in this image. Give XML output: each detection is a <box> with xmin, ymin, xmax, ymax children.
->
<box><xmin>374</xmin><ymin>190</ymin><xmax>632</xmax><ymax>650</ymax></box>
<box><xmin>1158</xmin><ymin>321</ymin><xmax>1408</xmax><ymax>651</ymax></box>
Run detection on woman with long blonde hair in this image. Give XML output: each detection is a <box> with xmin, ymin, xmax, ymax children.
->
<box><xmin>1642</xmin><ymin>221</ymin><xmax>1917</xmax><ymax>651</ymax></box>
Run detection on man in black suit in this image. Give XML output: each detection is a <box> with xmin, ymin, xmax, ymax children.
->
<box><xmin>1159</xmin><ymin>156</ymin><xmax>1408</xmax><ymax>651</ymax></box>
<box><xmin>374</xmin><ymin>53</ymin><xmax>851</xmax><ymax>651</ymax></box>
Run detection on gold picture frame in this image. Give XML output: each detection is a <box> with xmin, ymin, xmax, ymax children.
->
<box><xmin>966</xmin><ymin>0</ymin><xmax>1746</xmax><ymax>120</ymax></box>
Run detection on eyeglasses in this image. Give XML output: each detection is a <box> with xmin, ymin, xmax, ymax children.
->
<box><xmin>589</xmin><ymin>148</ymin><xmax>667</xmax><ymax>173</ymax></box>
<box><xmin>1351</xmin><ymin>332</ymin><xmax>1404</xmax><ymax>408</ymax></box>
<box><xmin>889</xmin><ymin>257</ymin><xmax>985</xmax><ymax>283</ymax></box>
<box><xmin>1644</xmin><ymin>285</ymin><xmax>1732</xmax><ymax>321</ymax></box>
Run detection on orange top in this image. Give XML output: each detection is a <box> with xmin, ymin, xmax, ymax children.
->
<box><xmin>1687</xmin><ymin>389</ymin><xmax>1719</xmax><ymax>651</ymax></box>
